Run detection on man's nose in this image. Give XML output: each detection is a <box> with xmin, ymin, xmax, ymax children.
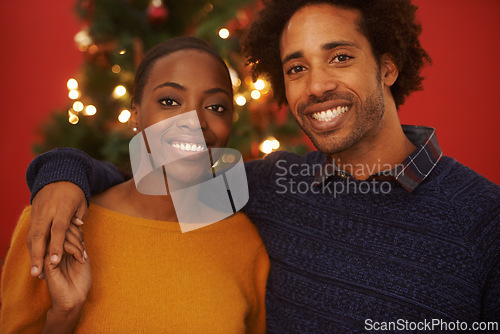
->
<box><xmin>306</xmin><ymin>66</ymin><xmax>338</xmax><ymax>98</ymax></box>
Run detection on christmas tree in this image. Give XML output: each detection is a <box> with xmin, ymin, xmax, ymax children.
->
<box><xmin>34</xmin><ymin>0</ymin><xmax>309</xmax><ymax>172</ymax></box>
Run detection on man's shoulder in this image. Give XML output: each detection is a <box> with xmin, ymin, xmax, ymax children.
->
<box><xmin>425</xmin><ymin>156</ymin><xmax>500</xmax><ymax>218</ymax></box>
<box><xmin>432</xmin><ymin>156</ymin><xmax>500</xmax><ymax>195</ymax></box>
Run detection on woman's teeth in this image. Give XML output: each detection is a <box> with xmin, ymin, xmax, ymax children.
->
<box><xmin>171</xmin><ymin>141</ymin><xmax>206</xmax><ymax>152</ymax></box>
<box><xmin>311</xmin><ymin>106</ymin><xmax>348</xmax><ymax>122</ymax></box>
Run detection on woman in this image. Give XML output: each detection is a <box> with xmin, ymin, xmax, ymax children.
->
<box><xmin>1</xmin><ymin>37</ymin><xmax>269</xmax><ymax>333</ymax></box>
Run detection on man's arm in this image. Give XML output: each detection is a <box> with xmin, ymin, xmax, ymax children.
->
<box><xmin>26</xmin><ymin>148</ymin><xmax>124</xmax><ymax>277</ymax></box>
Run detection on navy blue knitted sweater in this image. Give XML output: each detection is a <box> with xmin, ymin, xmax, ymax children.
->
<box><xmin>27</xmin><ymin>148</ymin><xmax>500</xmax><ymax>333</ymax></box>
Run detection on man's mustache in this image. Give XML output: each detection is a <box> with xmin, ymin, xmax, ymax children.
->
<box><xmin>297</xmin><ymin>91</ymin><xmax>354</xmax><ymax>114</ymax></box>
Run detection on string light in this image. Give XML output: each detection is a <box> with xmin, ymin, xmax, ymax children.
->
<box><xmin>235</xmin><ymin>95</ymin><xmax>246</xmax><ymax>106</ymax></box>
<box><xmin>254</xmin><ymin>79</ymin><xmax>265</xmax><ymax>90</ymax></box>
<box><xmin>111</xmin><ymin>65</ymin><xmax>121</xmax><ymax>73</ymax></box>
<box><xmin>119</xmin><ymin>49</ymin><xmax>126</xmax><ymax>55</ymax></box>
<box><xmin>85</xmin><ymin>105</ymin><xmax>97</xmax><ymax>116</ymax></box>
<box><xmin>233</xmin><ymin>112</ymin><xmax>240</xmax><ymax>122</ymax></box>
<box><xmin>113</xmin><ymin>85</ymin><xmax>127</xmax><ymax>98</ymax></box>
<box><xmin>218</xmin><ymin>28</ymin><xmax>230</xmax><ymax>39</ymax></box>
<box><xmin>68</xmin><ymin>90</ymin><xmax>79</xmax><ymax>100</ymax></box>
<box><xmin>73</xmin><ymin>101</ymin><xmax>84</xmax><ymax>112</ymax></box>
<box><xmin>251</xmin><ymin>90</ymin><xmax>261</xmax><ymax>100</ymax></box>
<box><xmin>259</xmin><ymin>136</ymin><xmax>280</xmax><ymax>154</ymax></box>
<box><xmin>74</xmin><ymin>29</ymin><xmax>92</xmax><ymax>51</ymax></box>
<box><xmin>118</xmin><ymin>109</ymin><xmax>131</xmax><ymax>123</ymax></box>
<box><xmin>67</xmin><ymin>78</ymin><xmax>78</xmax><ymax>90</ymax></box>
<box><xmin>69</xmin><ymin>114</ymin><xmax>79</xmax><ymax>124</ymax></box>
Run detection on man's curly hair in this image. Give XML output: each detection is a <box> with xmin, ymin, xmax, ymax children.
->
<box><xmin>242</xmin><ymin>0</ymin><xmax>431</xmax><ymax>109</ymax></box>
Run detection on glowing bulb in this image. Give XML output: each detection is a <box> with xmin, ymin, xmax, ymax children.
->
<box><xmin>235</xmin><ymin>95</ymin><xmax>246</xmax><ymax>106</ymax></box>
<box><xmin>254</xmin><ymin>79</ymin><xmax>265</xmax><ymax>90</ymax></box>
<box><xmin>218</xmin><ymin>28</ymin><xmax>230</xmax><ymax>39</ymax></box>
<box><xmin>68</xmin><ymin>90</ymin><xmax>79</xmax><ymax>100</ymax></box>
<box><xmin>272</xmin><ymin>139</ymin><xmax>280</xmax><ymax>150</ymax></box>
<box><xmin>119</xmin><ymin>49</ymin><xmax>126</xmax><ymax>55</ymax></box>
<box><xmin>260</xmin><ymin>140</ymin><xmax>273</xmax><ymax>154</ymax></box>
<box><xmin>251</xmin><ymin>90</ymin><xmax>261</xmax><ymax>100</ymax></box>
<box><xmin>118</xmin><ymin>109</ymin><xmax>131</xmax><ymax>123</ymax></box>
<box><xmin>73</xmin><ymin>101</ymin><xmax>84</xmax><ymax>112</ymax></box>
<box><xmin>85</xmin><ymin>105</ymin><xmax>97</xmax><ymax>116</ymax></box>
<box><xmin>69</xmin><ymin>114</ymin><xmax>79</xmax><ymax>124</ymax></box>
<box><xmin>113</xmin><ymin>85</ymin><xmax>127</xmax><ymax>98</ymax></box>
<box><xmin>67</xmin><ymin>78</ymin><xmax>78</xmax><ymax>90</ymax></box>
<box><xmin>111</xmin><ymin>64</ymin><xmax>121</xmax><ymax>73</ymax></box>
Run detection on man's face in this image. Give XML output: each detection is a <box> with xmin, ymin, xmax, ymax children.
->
<box><xmin>280</xmin><ymin>4</ymin><xmax>389</xmax><ymax>156</ymax></box>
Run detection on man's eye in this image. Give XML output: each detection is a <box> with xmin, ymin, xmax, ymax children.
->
<box><xmin>160</xmin><ymin>98</ymin><xmax>179</xmax><ymax>106</ymax></box>
<box><xmin>206</xmin><ymin>105</ymin><xmax>225</xmax><ymax>113</ymax></box>
<box><xmin>287</xmin><ymin>65</ymin><xmax>305</xmax><ymax>75</ymax></box>
<box><xmin>332</xmin><ymin>54</ymin><xmax>352</xmax><ymax>63</ymax></box>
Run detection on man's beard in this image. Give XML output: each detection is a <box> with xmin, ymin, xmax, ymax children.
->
<box><xmin>294</xmin><ymin>82</ymin><xmax>385</xmax><ymax>156</ymax></box>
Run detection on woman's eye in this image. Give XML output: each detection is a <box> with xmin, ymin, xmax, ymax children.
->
<box><xmin>206</xmin><ymin>104</ymin><xmax>225</xmax><ymax>113</ymax></box>
<box><xmin>160</xmin><ymin>98</ymin><xmax>179</xmax><ymax>107</ymax></box>
<box><xmin>287</xmin><ymin>65</ymin><xmax>305</xmax><ymax>75</ymax></box>
<box><xmin>331</xmin><ymin>54</ymin><xmax>352</xmax><ymax>63</ymax></box>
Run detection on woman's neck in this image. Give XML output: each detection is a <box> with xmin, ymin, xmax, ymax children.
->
<box><xmin>91</xmin><ymin>179</ymin><xmax>179</xmax><ymax>222</ymax></box>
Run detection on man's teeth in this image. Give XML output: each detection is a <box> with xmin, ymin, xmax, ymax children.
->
<box><xmin>311</xmin><ymin>106</ymin><xmax>348</xmax><ymax>122</ymax></box>
<box><xmin>171</xmin><ymin>141</ymin><xmax>206</xmax><ymax>152</ymax></box>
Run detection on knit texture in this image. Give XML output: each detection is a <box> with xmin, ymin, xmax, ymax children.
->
<box><xmin>244</xmin><ymin>151</ymin><xmax>500</xmax><ymax>333</ymax></box>
<box><xmin>1</xmin><ymin>206</ymin><xmax>269</xmax><ymax>333</ymax></box>
<box><xmin>24</xmin><ymin>147</ymin><xmax>500</xmax><ymax>332</ymax></box>
<box><xmin>26</xmin><ymin>147</ymin><xmax>125</xmax><ymax>205</ymax></box>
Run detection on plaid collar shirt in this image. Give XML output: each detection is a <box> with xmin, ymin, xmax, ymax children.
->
<box><xmin>314</xmin><ymin>125</ymin><xmax>443</xmax><ymax>192</ymax></box>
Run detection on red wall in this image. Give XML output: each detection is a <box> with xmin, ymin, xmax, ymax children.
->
<box><xmin>1</xmin><ymin>0</ymin><xmax>499</xmax><ymax>265</ymax></box>
<box><xmin>0</xmin><ymin>0</ymin><xmax>83</xmax><ymax>260</ymax></box>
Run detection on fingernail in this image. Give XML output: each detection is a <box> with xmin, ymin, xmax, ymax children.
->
<box><xmin>84</xmin><ymin>250</ymin><xmax>88</xmax><ymax>260</ymax></box>
<box><xmin>74</xmin><ymin>217</ymin><xmax>84</xmax><ymax>225</ymax></box>
<box><xmin>50</xmin><ymin>254</ymin><xmax>59</xmax><ymax>263</ymax></box>
<box><xmin>38</xmin><ymin>273</ymin><xmax>45</xmax><ymax>279</ymax></box>
<box><xmin>31</xmin><ymin>266</ymin><xmax>38</xmax><ymax>276</ymax></box>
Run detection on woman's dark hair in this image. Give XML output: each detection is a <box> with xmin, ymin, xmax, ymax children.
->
<box><xmin>242</xmin><ymin>0</ymin><xmax>432</xmax><ymax>108</ymax></box>
<box><xmin>132</xmin><ymin>36</ymin><xmax>232</xmax><ymax>105</ymax></box>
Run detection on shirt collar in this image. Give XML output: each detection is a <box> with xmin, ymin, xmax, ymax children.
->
<box><xmin>314</xmin><ymin>125</ymin><xmax>443</xmax><ymax>192</ymax></box>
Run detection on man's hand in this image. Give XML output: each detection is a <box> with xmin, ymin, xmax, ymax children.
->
<box><xmin>27</xmin><ymin>181</ymin><xmax>88</xmax><ymax>277</ymax></box>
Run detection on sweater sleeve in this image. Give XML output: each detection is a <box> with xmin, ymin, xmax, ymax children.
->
<box><xmin>0</xmin><ymin>207</ymin><xmax>52</xmax><ymax>333</ymax></box>
<box><xmin>26</xmin><ymin>148</ymin><xmax>125</xmax><ymax>205</ymax></box>
<box><xmin>245</xmin><ymin>243</ymin><xmax>270</xmax><ymax>334</ymax></box>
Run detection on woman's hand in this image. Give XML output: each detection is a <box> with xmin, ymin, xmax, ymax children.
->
<box><xmin>41</xmin><ymin>222</ymin><xmax>91</xmax><ymax>334</ymax></box>
<box><xmin>27</xmin><ymin>181</ymin><xmax>88</xmax><ymax>278</ymax></box>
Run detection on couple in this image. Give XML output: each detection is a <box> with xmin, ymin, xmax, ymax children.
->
<box><xmin>3</xmin><ymin>0</ymin><xmax>500</xmax><ymax>332</ymax></box>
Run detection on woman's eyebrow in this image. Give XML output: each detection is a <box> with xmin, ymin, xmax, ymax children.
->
<box><xmin>153</xmin><ymin>81</ymin><xmax>186</xmax><ymax>91</ymax></box>
<box><xmin>204</xmin><ymin>87</ymin><xmax>231</xmax><ymax>98</ymax></box>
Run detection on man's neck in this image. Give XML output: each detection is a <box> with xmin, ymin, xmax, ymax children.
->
<box><xmin>331</xmin><ymin>111</ymin><xmax>415</xmax><ymax>180</ymax></box>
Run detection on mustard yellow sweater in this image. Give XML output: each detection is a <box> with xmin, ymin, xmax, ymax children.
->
<box><xmin>1</xmin><ymin>205</ymin><xmax>269</xmax><ymax>333</ymax></box>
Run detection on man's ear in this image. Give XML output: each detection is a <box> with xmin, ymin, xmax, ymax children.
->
<box><xmin>381</xmin><ymin>53</ymin><xmax>399</xmax><ymax>87</ymax></box>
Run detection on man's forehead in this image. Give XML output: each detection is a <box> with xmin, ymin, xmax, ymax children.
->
<box><xmin>279</xmin><ymin>4</ymin><xmax>364</xmax><ymax>58</ymax></box>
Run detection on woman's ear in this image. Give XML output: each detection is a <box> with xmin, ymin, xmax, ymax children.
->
<box><xmin>381</xmin><ymin>53</ymin><xmax>399</xmax><ymax>87</ymax></box>
<box><xmin>129</xmin><ymin>104</ymin><xmax>139</xmax><ymax>132</ymax></box>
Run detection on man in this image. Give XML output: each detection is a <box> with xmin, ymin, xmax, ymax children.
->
<box><xmin>23</xmin><ymin>0</ymin><xmax>500</xmax><ymax>332</ymax></box>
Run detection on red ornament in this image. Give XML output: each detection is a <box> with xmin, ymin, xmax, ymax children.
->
<box><xmin>147</xmin><ymin>1</ymin><xmax>169</xmax><ymax>26</ymax></box>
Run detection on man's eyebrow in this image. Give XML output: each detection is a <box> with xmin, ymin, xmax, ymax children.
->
<box><xmin>153</xmin><ymin>82</ymin><xmax>186</xmax><ymax>91</ymax></box>
<box><xmin>204</xmin><ymin>87</ymin><xmax>232</xmax><ymax>98</ymax></box>
<box><xmin>322</xmin><ymin>41</ymin><xmax>358</xmax><ymax>50</ymax></box>
<box><xmin>281</xmin><ymin>51</ymin><xmax>304</xmax><ymax>65</ymax></box>
<box><xmin>282</xmin><ymin>41</ymin><xmax>359</xmax><ymax>64</ymax></box>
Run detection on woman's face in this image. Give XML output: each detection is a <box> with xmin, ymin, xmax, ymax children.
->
<box><xmin>131</xmin><ymin>49</ymin><xmax>233</xmax><ymax>186</ymax></box>
<box><xmin>133</xmin><ymin>49</ymin><xmax>233</xmax><ymax>147</ymax></box>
